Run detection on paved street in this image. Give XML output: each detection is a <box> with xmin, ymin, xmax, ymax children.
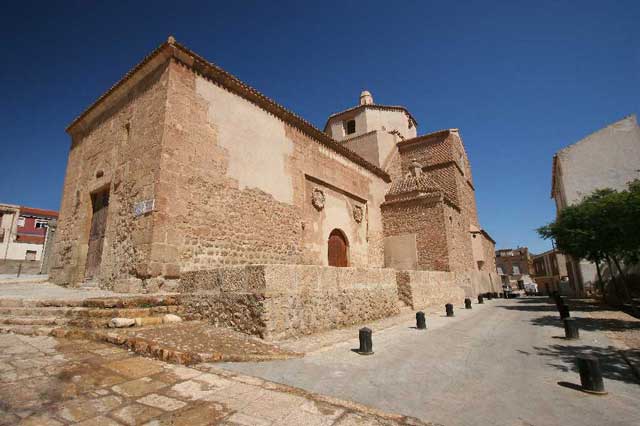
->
<box><xmin>220</xmin><ymin>297</ymin><xmax>640</xmax><ymax>426</ymax></box>
<box><xmin>0</xmin><ymin>334</ymin><xmax>432</xmax><ymax>425</ymax></box>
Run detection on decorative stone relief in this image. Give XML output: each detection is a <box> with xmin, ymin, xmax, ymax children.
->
<box><xmin>311</xmin><ymin>188</ymin><xmax>325</xmax><ymax>211</ymax></box>
<box><xmin>353</xmin><ymin>205</ymin><xmax>364</xmax><ymax>223</ymax></box>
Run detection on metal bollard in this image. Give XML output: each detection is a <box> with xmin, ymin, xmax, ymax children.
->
<box><xmin>464</xmin><ymin>298</ymin><xmax>472</xmax><ymax>309</ymax></box>
<box><xmin>478</xmin><ymin>295</ymin><xmax>484</xmax><ymax>304</ymax></box>
<box><xmin>563</xmin><ymin>318</ymin><xmax>579</xmax><ymax>339</ymax></box>
<box><xmin>493</xmin><ymin>292</ymin><xmax>498</xmax><ymax>299</ymax></box>
<box><xmin>486</xmin><ymin>292</ymin><xmax>493</xmax><ymax>300</ymax></box>
<box><xmin>445</xmin><ymin>303</ymin><xmax>454</xmax><ymax>317</ymax></box>
<box><xmin>357</xmin><ymin>327</ymin><xmax>374</xmax><ymax>355</ymax></box>
<box><xmin>559</xmin><ymin>304</ymin><xmax>571</xmax><ymax>320</ymax></box>
<box><xmin>416</xmin><ymin>311</ymin><xmax>427</xmax><ymax>330</ymax></box>
<box><xmin>576</xmin><ymin>355</ymin><xmax>606</xmax><ymax>394</ymax></box>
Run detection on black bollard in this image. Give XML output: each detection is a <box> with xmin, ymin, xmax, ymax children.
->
<box><xmin>478</xmin><ymin>295</ymin><xmax>484</xmax><ymax>304</ymax></box>
<box><xmin>357</xmin><ymin>327</ymin><xmax>374</xmax><ymax>355</ymax></box>
<box><xmin>464</xmin><ymin>298</ymin><xmax>472</xmax><ymax>309</ymax></box>
<box><xmin>486</xmin><ymin>292</ymin><xmax>493</xmax><ymax>300</ymax></box>
<box><xmin>563</xmin><ymin>318</ymin><xmax>579</xmax><ymax>339</ymax></box>
<box><xmin>555</xmin><ymin>295</ymin><xmax>566</xmax><ymax>309</ymax></box>
<box><xmin>559</xmin><ymin>304</ymin><xmax>571</xmax><ymax>320</ymax></box>
<box><xmin>576</xmin><ymin>355</ymin><xmax>606</xmax><ymax>394</ymax></box>
<box><xmin>493</xmin><ymin>292</ymin><xmax>499</xmax><ymax>298</ymax></box>
<box><xmin>445</xmin><ymin>303</ymin><xmax>454</xmax><ymax>317</ymax></box>
<box><xmin>416</xmin><ymin>311</ymin><xmax>427</xmax><ymax>330</ymax></box>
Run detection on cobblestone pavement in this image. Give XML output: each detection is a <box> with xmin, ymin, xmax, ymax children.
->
<box><xmin>90</xmin><ymin>322</ymin><xmax>302</xmax><ymax>364</ymax></box>
<box><xmin>0</xmin><ymin>333</ymin><xmax>434</xmax><ymax>425</ymax></box>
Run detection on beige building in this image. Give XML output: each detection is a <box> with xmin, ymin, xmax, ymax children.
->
<box><xmin>531</xmin><ymin>248</ymin><xmax>571</xmax><ymax>295</ymax></box>
<box><xmin>494</xmin><ymin>247</ymin><xmax>534</xmax><ymax>288</ymax></box>
<box><xmin>551</xmin><ymin>114</ymin><xmax>640</xmax><ymax>293</ymax></box>
<box><xmin>50</xmin><ymin>37</ymin><xmax>496</xmax><ymax>305</ymax></box>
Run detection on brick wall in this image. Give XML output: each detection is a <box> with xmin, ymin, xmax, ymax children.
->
<box><xmin>381</xmin><ymin>197</ymin><xmax>450</xmax><ymax>271</ymax></box>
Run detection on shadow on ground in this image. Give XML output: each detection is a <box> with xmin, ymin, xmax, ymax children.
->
<box><xmin>500</xmin><ymin>297</ymin><xmax>640</xmax><ymax>385</ymax></box>
<box><xmin>534</xmin><ymin>343</ymin><xmax>637</xmax><ymax>385</ymax></box>
<box><xmin>530</xmin><ymin>315</ymin><xmax>640</xmax><ymax>333</ymax></box>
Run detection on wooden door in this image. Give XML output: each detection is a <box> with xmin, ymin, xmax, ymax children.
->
<box><xmin>85</xmin><ymin>190</ymin><xmax>109</xmax><ymax>280</ymax></box>
<box><xmin>328</xmin><ymin>229</ymin><xmax>348</xmax><ymax>267</ymax></box>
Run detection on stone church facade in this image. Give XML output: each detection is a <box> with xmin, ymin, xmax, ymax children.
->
<box><xmin>50</xmin><ymin>38</ymin><xmax>497</xmax><ymax>338</ymax></box>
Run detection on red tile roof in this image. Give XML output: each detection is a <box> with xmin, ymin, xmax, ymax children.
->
<box><xmin>19</xmin><ymin>207</ymin><xmax>58</xmax><ymax>218</ymax></box>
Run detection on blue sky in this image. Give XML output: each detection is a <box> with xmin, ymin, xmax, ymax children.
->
<box><xmin>1</xmin><ymin>1</ymin><xmax>638</xmax><ymax>253</ymax></box>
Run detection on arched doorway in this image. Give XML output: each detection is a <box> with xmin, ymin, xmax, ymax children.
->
<box><xmin>328</xmin><ymin>229</ymin><xmax>348</xmax><ymax>267</ymax></box>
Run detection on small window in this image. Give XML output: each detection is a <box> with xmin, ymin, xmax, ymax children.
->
<box><xmin>17</xmin><ymin>217</ymin><xmax>25</xmax><ymax>227</ymax></box>
<box><xmin>512</xmin><ymin>265</ymin><xmax>521</xmax><ymax>275</ymax></box>
<box><xmin>35</xmin><ymin>219</ymin><xmax>48</xmax><ymax>229</ymax></box>
<box><xmin>344</xmin><ymin>120</ymin><xmax>356</xmax><ymax>135</ymax></box>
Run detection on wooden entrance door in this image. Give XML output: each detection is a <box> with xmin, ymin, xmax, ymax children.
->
<box><xmin>328</xmin><ymin>229</ymin><xmax>348</xmax><ymax>267</ymax></box>
<box><xmin>85</xmin><ymin>190</ymin><xmax>109</xmax><ymax>280</ymax></box>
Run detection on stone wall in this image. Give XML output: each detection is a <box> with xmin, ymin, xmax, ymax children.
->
<box><xmin>454</xmin><ymin>270</ymin><xmax>501</xmax><ymax>297</ymax></box>
<box><xmin>50</xmin><ymin>61</ymin><xmax>170</xmax><ymax>288</ymax></box>
<box><xmin>179</xmin><ymin>265</ymin><xmax>399</xmax><ymax>340</ymax></box>
<box><xmin>397</xmin><ymin>269</ymin><xmax>500</xmax><ymax>310</ymax></box>
<box><xmin>0</xmin><ymin>260</ymin><xmax>43</xmax><ymax>275</ymax></box>
<box><xmin>396</xmin><ymin>270</ymin><xmax>465</xmax><ymax>309</ymax></box>
<box><xmin>153</xmin><ymin>61</ymin><xmax>388</xmax><ymax>279</ymax></box>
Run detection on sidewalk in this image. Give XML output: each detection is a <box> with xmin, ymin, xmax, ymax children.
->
<box><xmin>0</xmin><ymin>333</ymin><xmax>436</xmax><ymax>425</ymax></box>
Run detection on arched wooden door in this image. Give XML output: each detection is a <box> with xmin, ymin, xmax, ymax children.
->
<box><xmin>328</xmin><ymin>229</ymin><xmax>348</xmax><ymax>267</ymax></box>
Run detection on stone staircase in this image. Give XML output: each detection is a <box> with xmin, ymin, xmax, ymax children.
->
<box><xmin>0</xmin><ymin>295</ymin><xmax>183</xmax><ymax>337</ymax></box>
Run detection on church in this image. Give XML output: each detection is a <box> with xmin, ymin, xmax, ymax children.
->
<box><xmin>50</xmin><ymin>37</ymin><xmax>498</xmax><ymax>338</ymax></box>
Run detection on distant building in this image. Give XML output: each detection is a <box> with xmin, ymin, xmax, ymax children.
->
<box><xmin>551</xmin><ymin>114</ymin><xmax>640</xmax><ymax>294</ymax></box>
<box><xmin>495</xmin><ymin>247</ymin><xmax>533</xmax><ymax>288</ymax></box>
<box><xmin>0</xmin><ymin>204</ymin><xmax>58</xmax><ymax>262</ymax></box>
<box><xmin>531</xmin><ymin>249</ymin><xmax>572</xmax><ymax>295</ymax></box>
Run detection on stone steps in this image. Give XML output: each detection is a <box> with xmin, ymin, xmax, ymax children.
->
<box><xmin>0</xmin><ymin>294</ymin><xmax>180</xmax><ymax>308</ymax></box>
<box><xmin>0</xmin><ymin>324</ymin><xmax>55</xmax><ymax>336</ymax></box>
<box><xmin>0</xmin><ymin>305</ymin><xmax>181</xmax><ymax>318</ymax></box>
<box><xmin>0</xmin><ymin>294</ymin><xmax>185</xmax><ymax>334</ymax></box>
<box><xmin>0</xmin><ymin>315</ymin><xmax>70</xmax><ymax>326</ymax></box>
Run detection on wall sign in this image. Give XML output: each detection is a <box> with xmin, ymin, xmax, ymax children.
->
<box><xmin>133</xmin><ymin>199</ymin><xmax>155</xmax><ymax>217</ymax></box>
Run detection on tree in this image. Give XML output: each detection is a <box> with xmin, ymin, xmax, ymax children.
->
<box><xmin>538</xmin><ymin>180</ymin><xmax>640</xmax><ymax>307</ymax></box>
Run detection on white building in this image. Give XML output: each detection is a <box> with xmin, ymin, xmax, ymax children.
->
<box><xmin>551</xmin><ymin>114</ymin><xmax>640</xmax><ymax>293</ymax></box>
<box><xmin>1</xmin><ymin>204</ymin><xmax>58</xmax><ymax>263</ymax></box>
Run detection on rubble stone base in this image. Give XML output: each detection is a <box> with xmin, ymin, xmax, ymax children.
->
<box><xmin>179</xmin><ymin>265</ymin><xmax>500</xmax><ymax>340</ymax></box>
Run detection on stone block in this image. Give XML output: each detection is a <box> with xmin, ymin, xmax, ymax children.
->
<box><xmin>112</xmin><ymin>278</ymin><xmax>144</xmax><ymax>294</ymax></box>
<box><xmin>108</xmin><ymin>318</ymin><xmax>136</xmax><ymax>328</ymax></box>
